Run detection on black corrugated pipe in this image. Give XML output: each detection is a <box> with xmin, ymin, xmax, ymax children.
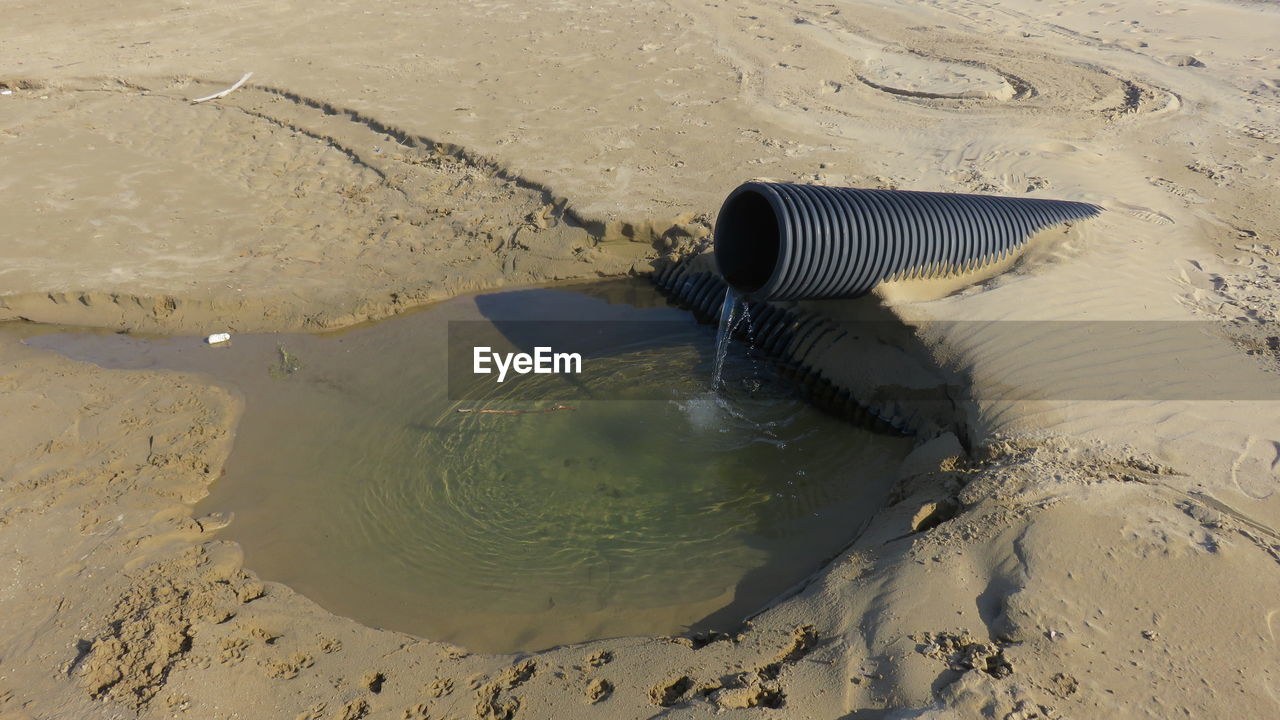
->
<box><xmin>713</xmin><ymin>181</ymin><xmax>1103</xmax><ymax>300</ymax></box>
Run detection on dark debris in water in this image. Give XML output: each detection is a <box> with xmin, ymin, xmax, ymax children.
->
<box><xmin>269</xmin><ymin>343</ymin><xmax>303</xmax><ymax>378</ymax></box>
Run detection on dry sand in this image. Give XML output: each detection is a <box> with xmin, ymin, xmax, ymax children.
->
<box><xmin>2</xmin><ymin>0</ymin><xmax>1279</xmax><ymax>717</ymax></box>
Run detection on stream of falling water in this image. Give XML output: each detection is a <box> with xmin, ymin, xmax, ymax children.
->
<box><xmin>712</xmin><ymin>288</ymin><xmax>740</xmax><ymax>390</ymax></box>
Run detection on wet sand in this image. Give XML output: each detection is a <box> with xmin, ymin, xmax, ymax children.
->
<box><xmin>2</xmin><ymin>0</ymin><xmax>1279</xmax><ymax>717</ymax></box>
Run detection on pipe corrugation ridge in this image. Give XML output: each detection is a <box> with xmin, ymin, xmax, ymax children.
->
<box><xmin>714</xmin><ymin>182</ymin><xmax>1102</xmax><ymax>300</ymax></box>
<box><xmin>650</xmin><ymin>266</ymin><xmax>910</xmax><ymax>435</ymax></box>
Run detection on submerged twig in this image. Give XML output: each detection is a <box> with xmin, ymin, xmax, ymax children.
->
<box><xmin>456</xmin><ymin>404</ymin><xmax>574</xmax><ymax>415</ymax></box>
<box><xmin>269</xmin><ymin>344</ymin><xmax>303</xmax><ymax>378</ymax></box>
<box><xmin>191</xmin><ymin>72</ymin><xmax>253</xmax><ymax>104</ymax></box>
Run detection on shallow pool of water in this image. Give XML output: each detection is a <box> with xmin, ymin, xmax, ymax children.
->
<box><xmin>25</xmin><ymin>279</ymin><xmax>913</xmax><ymax>653</ymax></box>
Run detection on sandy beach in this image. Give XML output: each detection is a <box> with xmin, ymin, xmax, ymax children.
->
<box><xmin>2</xmin><ymin>0</ymin><xmax>1278</xmax><ymax>717</ymax></box>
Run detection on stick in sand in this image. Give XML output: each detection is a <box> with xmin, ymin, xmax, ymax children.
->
<box><xmin>191</xmin><ymin>72</ymin><xmax>253</xmax><ymax>104</ymax></box>
<box><xmin>456</xmin><ymin>404</ymin><xmax>574</xmax><ymax>415</ymax></box>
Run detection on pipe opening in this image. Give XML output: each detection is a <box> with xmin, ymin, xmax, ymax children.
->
<box><xmin>714</xmin><ymin>188</ymin><xmax>779</xmax><ymax>294</ymax></box>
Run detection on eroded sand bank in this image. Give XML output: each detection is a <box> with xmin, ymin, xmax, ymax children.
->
<box><xmin>1</xmin><ymin>0</ymin><xmax>1278</xmax><ymax>717</ymax></box>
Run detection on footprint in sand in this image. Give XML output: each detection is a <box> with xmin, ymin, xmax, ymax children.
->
<box><xmin>1231</xmin><ymin>436</ymin><xmax>1280</xmax><ymax>500</ymax></box>
<box><xmin>1111</xmin><ymin>201</ymin><xmax>1175</xmax><ymax>225</ymax></box>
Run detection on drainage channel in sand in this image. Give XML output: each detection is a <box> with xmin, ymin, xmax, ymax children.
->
<box><xmin>22</xmin><ymin>278</ymin><xmax>914</xmax><ymax>654</ymax></box>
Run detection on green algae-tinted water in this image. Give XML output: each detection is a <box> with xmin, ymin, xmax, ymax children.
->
<box><xmin>25</xmin><ymin>279</ymin><xmax>912</xmax><ymax>653</ymax></box>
